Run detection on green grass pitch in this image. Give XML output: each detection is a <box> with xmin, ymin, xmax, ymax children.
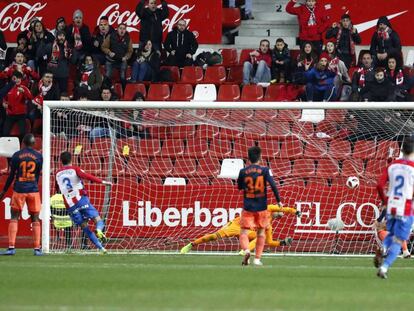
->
<box><xmin>0</xmin><ymin>251</ymin><xmax>413</xmax><ymax>311</ymax></box>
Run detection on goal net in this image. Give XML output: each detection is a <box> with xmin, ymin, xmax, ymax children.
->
<box><xmin>42</xmin><ymin>102</ymin><xmax>414</xmax><ymax>255</ymax></box>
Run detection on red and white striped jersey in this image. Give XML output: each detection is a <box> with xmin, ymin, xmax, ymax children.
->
<box><xmin>55</xmin><ymin>165</ymin><xmax>103</xmax><ymax>208</ymax></box>
<box><xmin>377</xmin><ymin>159</ymin><xmax>414</xmax><ymax>217</ymax></box>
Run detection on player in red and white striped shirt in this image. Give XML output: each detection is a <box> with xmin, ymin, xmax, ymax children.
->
<box><xmin>55</xmin><ymin>151</ymin><xmax>112</xmax><ymax>253</ymax></box>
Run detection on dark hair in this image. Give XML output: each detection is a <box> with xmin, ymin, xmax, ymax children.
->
<box><xmin>12</xmin><ymin>70</ymin><xmax>23</xmax><ymax>79</ymax></box>
<box><xmin>276</xmin><ymin>38</ymin><xmax>285</xmax><ymax>44</ymax></box>
<box><xmin>248</xmin><ymin>146</ymin><xmax>261</xmax><ymax>163</ymax></box>
<box><xmin>375</xmin><ymin>67</ymin><xmax>385</xmax><ymax>73</ymax></box>
<box><xmin>60</xmin><ymin>92</ymin><xmax>69</xmax><ymax>98</ymax></box>
<box><xmin>341</xmin><ymin>14</ymin><xmax>351</xmax><ymax>20</ymax></box>
<box><xmin>60</xmin><ymin>151</ymin><xmax>72</xmax><ymax>165</ymax></box>
<box><xmin>402</xmin><ymin>135</ymin><xmax>414</xmax><ymax>155</ymax></box>
<box><xmin>259</xmin><ymin>39</ymin><xmax>270</xmax><ymax>47</ymax></box>
<box><xmin>43</xmin><ymin>71</ymin><xmax>53</xmax><ymax>77</ymax></box>
<box><xmin>133</xmin><ymin>91</ymin><xmax>145</xmax><ymax>101</ymax></box>
<box><xmin>23</xmin><ymin>134</ymin><xmax>35</xmax><ymax>147</ymax></box>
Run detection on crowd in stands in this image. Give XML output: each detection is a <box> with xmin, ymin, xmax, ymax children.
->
<box><xmin>0</xmin><ymin>0</ymin><xmax>413</xmax><ymax>142</ymax></box>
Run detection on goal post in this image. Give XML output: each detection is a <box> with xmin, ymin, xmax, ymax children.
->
<box><xmin>42</xmin><ymin>101</ymin><xmax>414</xmax><ymax>254</ymax></box>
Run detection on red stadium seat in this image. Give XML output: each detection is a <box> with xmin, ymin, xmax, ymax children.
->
<box><xmin>0</xmin><ymin>157</ymin><xmax>9</xmax><ymax>174</ymax></box>
<box><xmin>160</xmin><ymin>139</ymin><xmax>185</xmax><ymax>157</ymax></box>
<box><xmin>173</xmin><ymin>157</ymin><xmax>197</xmax><ymax>176</ymax></box>
<box><xmin>148</xmin><ymin>157</ymin><xmax>173</xmax><ymax>176</ymax></box>
<box><xmin>258</xmin><ymin>140</ymin><xmax>280</xmax><ymax>159</ymax></box>
<box><xmin>269</xmin><ymin>159</ymin><xmax>291</xmax><ymax>178</ymax></box>
<box><xmin>209</xmin><ymin>139</ymin><xmax>232</xmax><ymax>158</ymax></box>
<box><xmin>233</xmin><ymin>138</ymin><xmax>257</xmax><ymax>158</ymax></box>
<box><xmin>239</xmin><ymin>49</ymin><xmax>255</xmax><ymax>65</ymax></box>
<box><xmin>291</xmin><ymin>159</ymin><xmax>315</xmax><ymax>177</ymax></box>
<box><xmin>88</xmin><ymin>138</ymin><xmax>112</xmax><ymax>156</ymax></box>
<box><xmin>279</xmin><ymin>138</ymin><xmax>303</xmax><ymax>159</ymax></box>
<box><xmin>222</xmin><ymin>8</ymin><xmax>241</xmax><ymax>28</ymax></box>
<box><xmin>254</xmin><ymin>110</ymin><xmax>278</xmax><ymax>122</ymax></box>
<box><xmin>111</xmin><ymin>157</ymin><xmax>128</xmax><ymax>176</ymax></box>
<box><xmin>241</xmin><ymin>85</ymin><xmax>264</xmax><ymax>101</ymax></box>
<box><xmin>291</xmin><ymin>122</ymin><xmax>314</xmax><ymax>138</ymax></box>
<box><xmin>243</xmin><ymin>121</ymin><xmax>266</xmax><ymax>140</ymax></box>
<box><xmin>219</xmin><ymin>123</ymin><xmax>244</xmax><ymax>140</ymax></box>
<box><xmin>211</xmin><ymin>178</ymin><xmax>234</xmax><ymax>186</ymax></box>
<box><xmin>137</xmin><ymin>139</ymin><xmax>161</xmax><ymax>157</ymax></box>
<box><xmin>276</xmin><ymin>109</ymin><xmax>301</xmax><ymax>121</ymax></box>
<box><xmin>341</xmin><ymin>159</ymin><xmax>364</xmax><ymax>177</ymax></box>
<box><xmin>186</xmin><ymin>139</ymin><xmax>209</xmax><ymax>157</ymax></box>
<box><xmin>217</xmin><ymin>84</ymin><xmax>240</xmax><ymax>101</ymax></box>
<box><xmin>329</xmin><ymin>140</ymin><xmax>351</xmax><ymax>160</ymax></box>
<box><xmin>123</xmin><ymin>83</ymin><xmax>146</xmax><ymax>100</ymax></box>
<box><xmin>51</xmin><ymin>137</ymin><xmax>68</xmax><ymax>157</ymax></box>
<box><xmin>196</xmin><ymin>156</ymin><xmax>220</xmax><ymax>177</ymax></box>
<box><xmin>315</xmin><ymin>120</ymin><xmax>338</xmax><ymax>139</ymax></box>
<box><xmin>127</xmin><ymin>156</ymin><xmax>150</xmax><ymax>176</ymax></box>
<box><xmin>230</xmin><ymin>109</ymin><xmax>254</xmax><ymax>121</ymax></box>
<box><xmin>376</xmin><ymin>140</ymin><xmax>400</xmax><ymax>159</ymax></box>
<box><xmin>203</xmin><ymin>66</ymin><xmax>227</xmax><ymax>84</ymax></box>
<box><xmin>160</xmin><ymin>66</ymin><xmax>180</xmax><ymax>82</ymax></box>
<box><xmin>140</xmin><ymin>176</ymin><xmax>163</xmax><ymax>185</ymax></box>
<box><xmin>170</xmin><ymin>84</ymin><xmax>193</xmax><ymax>101</ymax></box>
<box><xmin>147</xmin><ymin>126</ymin><xmax>170</xmax><ymax>139</ymax></box>
<box><xmin>266</xmin><ymin>121</ymin><xmax>290</xmax><ymax>140</ymax></box>
<box><xmin>180</xmin><ymin>66</ymin><xmax>204</xmax><ymax>85</ymax></box>
<box><xmin>207</xmin><ymin>109</ymin><xmax>231</xmax><ymax>121</ymax></box>
<box><xmin>116</xmin><ymin>138</ymin><xmax>137</xmax><ymax>157</ymax></box>
<box><xmin>157</xmin><ymin>109</ymin><xmax>184</xmax><ymax>121</ymax></box>
<box><xmin>80</xmin><ymin>156</ymin><xmax>102</xmax><ymax>176</ymax></box>
<box><xmin>365</xmin><ymin>159</ymin><xmax>387</xmax><ymax>179</ymax></box>
<box><xmin>141</xmin><ymin>109</ymin><xmax>159</xmax><ymax>121</ymax></box>
<box><xmin>307</xmin><ymin>177</ymin><xmax>328</xmax><ymax>187</ymax></box>
<box><xmin>113</xmin><ymin>83</ymin><xmax>123</xmax><ymax>99</ymax></box>
<box><xmin>325</xmin><ymin>109</ymin><xmax>347</xmax><ymax>122</ymax></box>
<box><xmin>316</xmin><ymin>159</ymin><xmax>339</xmax><ymax>178</ymax></box>
<box><xmin>195</xmin><ymin>124</ymin><xmax>220</xmax><ymax>139</ymax></box>
<box><xmin>281</xmin><ymin>178</ymin><xmax>305</xmax><ymax>187</ymax></box>
<box><xmin>352</xmin><ymin>140</ymin><xmax>376</xmax><ymax>160</ymax></box>
<box><xmin>226</xmin><ymin>66</ymin><xmax>243</xmax><ymax>84</ymax></box>
<box><xmin>187</xmin><ymin>177</ymin><xmax>210</xmax><ymax>185</ymax></box>
<box><xmin>264</xmin><ymin>84</ymin><xmax>287</xmax><ymax>101</ymax></box>
<box><xmin>170</xmin><ymin>125</ymin><xmax>196</xmax><ymax>139</ymax></box>
<box><xmin>304</xmin><ymin>140</ymin><xmax>328</xmax><ymax>159</ymax></box>
<box><xmin>220</xmin><ymin>48</ymin><xmax>238</xmax><ymax>67</ymax></box>
<box><xmin>147</xmin><ymin>84</ymin><xmax>170</xmax><ymax>101</ymax></box>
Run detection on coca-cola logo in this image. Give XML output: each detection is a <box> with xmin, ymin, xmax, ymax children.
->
<box><xmin>98</xmin><ymin>3</ymin><xmax>196</xmax><ymax>36</ymax></box>
<box><xmin>0</xmin><ymin>2</ymin><xmax>46</xmax><ymax>32</ymax></box>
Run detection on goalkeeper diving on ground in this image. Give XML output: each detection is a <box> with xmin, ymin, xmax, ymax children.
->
<box><xmin>180</xmin><ymin>204</ymin><xmax>301</xmax><ymax>254</ymax></box>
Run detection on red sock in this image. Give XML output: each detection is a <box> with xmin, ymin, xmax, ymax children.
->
<box><xmin>8</xmin><ymin>219</ymin><xmax>18</xmax><ymax>248</ymax></box>
<box><xmin>255</xmin><ymin>235</ymin><xmax>265</xmax><ymax>259</ymax></box>
<box><xmin>32</xmin><ymin>222</ymin><xmax>41</xmax><ymax>249</ymax></box>
<box><xmin>240</xmin><ymin>232</ymin><xmax>249</xmax><ymax>251</ymax></box>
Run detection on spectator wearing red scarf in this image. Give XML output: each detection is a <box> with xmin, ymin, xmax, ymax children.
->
<box><xmin>1</xmin><ymin>52</ymin><xmax>40</xmax><ymax>87</ymax></box>
<box><xmin>242</xmin><ymin>39</ymin><xmax>272</xmax><ymax>85</ymax></box>
<box><xmin>66</xmin><ymin>9</ymin><xmax>92</xmax><ymax>64</ymax></box>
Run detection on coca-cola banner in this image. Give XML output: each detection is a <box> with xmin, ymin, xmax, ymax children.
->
<box><xmin>0</xmin><ymin>0</ymin><xmax>222</xmax><ymax>44</ymax></box>
<box><xmin>322</xmin><ymin>0</ymin><xmax>414</xmax><ymax>45</ymax></box>
<box><xmin>0</xmin><ymin>182</ymin><xmax>380</xmax><ymax>248</ymax></box>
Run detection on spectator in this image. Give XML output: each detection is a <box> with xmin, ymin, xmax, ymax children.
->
<box><xmin>271</xmin><ymin>38</ymin><xmax>291</xmax><ymax>83</ymax></box>
<box><xmin>66</xmin><ymin>9</ymin><xmax>92</xmax><ymax>64</ymax></box>
<box><xmin>293</xmin><ymin>41</ymin><xmax>318</xmax><ymax>84</ymax></box>
<box><xmin>3</xmin><ymin>71</ymin><xmax>32</xmax><ymax>139</ymax></box>
<box><xmin>91</xmin><ymin>16</ymin><xmax>115</xmax><ymax>65</ymax></box>
<box><xmin>350</xmin><ymin>51</ymin><xmax>376</xmax><ymax>101</ymax></box>
<box><xmin>51</xmin><ymin>17</ymin><xmax>67</xmax><ymax>38</ymax></box>
<box><xmin>164</xmin><ymin>19</ymin><xmax>198</xmax><ymax>67</ymax></box>
<box><xmin>326</xmin><ymin>14</ymin><xmax>361</xmax><ymax>68</ymax></box>
<box><xmin>325</xmin><ymin>41</ymin><xmax>351</xmax><ymax>100</ymax></box>
<box><xmin>130</xmin><ymin>40</ymin><xmax>160</xmax><ymax>82</ymax></box>
<box><xmin>135</xmin><ymin>0</ymin><xmax>169</xmax><ymax>52</ymax></box>
<box><xmin>0</xmin><ymin>29</ymin><xmax>7</xmax><ymax>71</ymax></box>
<box><xmin>75</xmin><ymin>55</ymin><xmax>103</xmax><ymax>98</ymax></box>
<box><xmin>385</xmin><ymin>56</ymin><xmax>409</xmax><ymax>101</ymax></box>
<box><xmin>229</xmin><ymin>0</ymin><xmax>254</xmax><ymax>20</ymax></box>
<box><xmin>305</xmin><ymin>52</ymin><xmax>336</xmax><ymax>101</ymax></box>
<box><xmin>30</xmin><ymin>71</ymin><xmax>60</xmax><ymax>124</ymax></box>
<box><xmin>242</xmin><ymin>39</ymin><xmax>272</xmax><ymax>85</ymax></box>
<box><xmin>1</xmin><ymin>52</ymin><xmax>40</xmax><ymax>87</ymax></box>
<box><xmin>286</xmin><ymin>0</ymin><xmax>329</xmax><ymax>54</ymax></box>
<box><xmin>5</xmin><ymin>33</ymin><xmax>31</xmax><ymax>68</ymax></box>
<box><xmin>101</xmin><ymin>24</ymin><xmax>133</xmax><ymax>88</ymax></box>
<box><xmin>370</xmin><ymin>16</ymin><xmax>402</xmax><ymax>67</ymax></box>
<box><xmin>29</xmin><ymin>20</ymin><xmax>55</xmax><ymax>75</ymax></box>
<box><xmin>46</xmin><ymin>31</ymin><xmax>72</xmax><ymax>92</ymax></box>
<box><xmin>361</xmin><ymin>67</ymin><xmax>395</xmax><ymax>101</ymax></box>
<box><xmin>88</xmin><ymin>87</ymin><xmax>117</xmax><ymax>141</ymax></box>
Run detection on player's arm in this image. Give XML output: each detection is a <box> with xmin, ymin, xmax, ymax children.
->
<box><xmin>265</xmin><ymin>169</ymin><xmax>282</xmax><ymax>205</ymax></box>
<box><xmin>237</xmin><ymin>170</ymin><xmax>244</xmax><ymax>190</ymax></box>
<box><xmin>376</xmin><ymin>167</ymin><xmax>389</xmax><ymax>205</ymax></box>
<box><xmin>0</xmin><ymin>156</ymin><xmax>18</xmax><ymax>199</ymax></box>
<box><xmin>75</xmin><ymin>167</ymin><xmax>112</xmax><ymax>185</ymax></box>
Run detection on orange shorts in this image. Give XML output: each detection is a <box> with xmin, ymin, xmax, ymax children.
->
<box><xmin>11</xmin><ymin>192</ymin><xmax>41</xmax><ymax>214</ymax></box>
<box><xmin>240</xmin><ymin>210</ymin><xmax>270</xmax><ymax>230</ymax></box>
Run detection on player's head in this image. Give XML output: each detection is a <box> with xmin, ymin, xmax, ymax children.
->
<box><xmin>22</xmin><ymin>133</ymin><xmax>35</xmax><ymax>148</ymax></box>
<box><xmin>12</xmin><ymin>70</ymin><xmax>23</xmax><ymax>85</ymax></box>
<box><xmin>402</xmin><ymin>134</ymin><xmax>414</xmax><ymax>156</ymax></box>
<box><xmin>60</xmin><ymin>151</ymin><xmax>72</xmax><ymax>165</ymax></box>
<box><xmin>248</xmin><ymin>146</ymin><xmax>261</xmax><ymax>164</ymax></box>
